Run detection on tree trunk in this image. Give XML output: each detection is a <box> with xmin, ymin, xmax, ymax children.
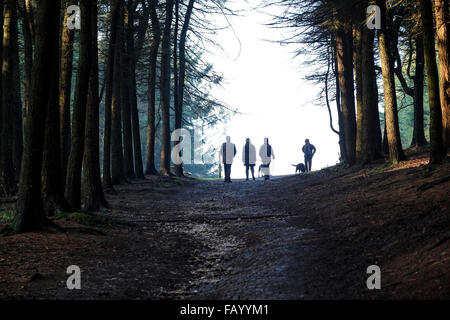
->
<box><xmin>18</xmin><ymin>0</ymin><xmax>32</xmax><ymax>119</ymax></box>
<box><xmin>59</xmin><ymin>0</ymin><xmax>76</xmax><ymax>188</ymax></box>
<box><xmin>121</xmin><ymin>3</ymin><xmax>135</xmax><ymax>180</ymax></box>
<box><xmin>127</xmin><ymin>0</ymin><xmax>146</xmax><ymax>180</ymax></box>
<box><xmin>41</xmin><ymin>0</ymin><xmax>71</xmax><ymax>215</ymax></box>
<box><xmin>13</xmin><ymin>0</ymin><xmax>61</xmax><ymax>233</ymax></box>
<box><xmin>12</xmin><ymin>17</ymin><xmax>23</xmax><ymax>184</ymax></box>
<box><xmin>65</xmin><ymin>0</ymin><xmax>92</xmax><ymax>208</ymax></box>
<box><xmin>332</xmin><ymin>42</ymin><xmax>346</xmax><ymax>161</ymax></box>
<box><xmin>159</xmin><ymin>0</ymin><xmax>174</xmax><ymax>176</ymax></box>
<box><xmin>356</xmin><ymin>25</ymin><xmax>381</xmax><ymax>164</ymax></box>
<box><xmin>173</xmin><ymin>0</ymin><xmax>181</xmax><ymax>176</ymax></box>
<box><xmin>335</xmin><ymin>25</ymin><xmax>356</xmax><ymax>165</ymax></box>
<box><xmin>434</xmin><ymin>0</ymin><xmax>450</xmax><ymax>153</ymax></box>
<box><xmin>174</xmin><ymin>0</ymin><xmax>195</xmax><ymax>177</ymax></box>
<box><xmin>377</xmin><ymin>0</ymin><xmax>405</xmax><ymax>164</ymax></box>
<box><xmin>103</xmin><ymin>0</ymin><xmax>121</xmax><ymax>192</ymax></box>
<box><xmin>111</xmin><ymin>1</ymin><xmax>127</xmax><ymax>184</ymax></box>
<box><xmin>411</xmin><ymin>34</ymin><xmax>427</xmax><ymax>147</ymax></box>
<box><xmin>420</xmin><ymin>0</ymin><xmax>444</xmax><ymax>163</ymax></box>
<box><xmin>83</xmin><ymin>0</ymin><xmax>108</xmax><ymax>211</ymax></box>
<box><xmin>145</xmin><ymin>0</ymin><xmax>161</xmax><ymax>176</ymax></box>
<box><xmin>1</xmin><ymin>0</ymin><xmax>18</xmax><ymax>195</ymax></box>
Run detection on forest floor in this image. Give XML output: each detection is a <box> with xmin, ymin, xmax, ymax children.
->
<box><xmin>1</xmin><ymin>150</ymin><xmax>450</xmax><ymax>299</ymax></box>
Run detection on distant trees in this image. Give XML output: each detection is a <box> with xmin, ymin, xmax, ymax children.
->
<box><xmin>267</xmin><ymin>0</ymin><xmax>449</xmax><ymax>166</ymax></box>
<box><xmin>4</xmin><ymin>0</ymin><xmax>227</xmax><ymax>233</ymax></box>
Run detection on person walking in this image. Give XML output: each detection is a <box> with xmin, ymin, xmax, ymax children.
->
<box><xmin>302</xmin><ymin>139</ymin><xmax>316</xmax><ymax>172</ymax></box>
<box><xmin>259</xmin><ymin>138</ymin><xmax>275</xmax><ymax>180</ymax></box>
<box><xmin>219</xmin><ymin>136</ymin><xmax>236</xmax><ymax>183</ymax></box>
<box><xmin>242</xmin><ymin>138</ymin><xmax>256</xmax><ymax>180</ymax></box>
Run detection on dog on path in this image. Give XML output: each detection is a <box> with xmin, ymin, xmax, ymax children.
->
<box><xmin>292</xmin><ymin>163</ymin><xmax>306</xmax><ymax>174</ymax></box>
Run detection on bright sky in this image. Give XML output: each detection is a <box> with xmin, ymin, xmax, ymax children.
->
<box><xmin>203</xmin><ymin>0</ymin><xmax>340</xmax><ymax>178</ymax></box>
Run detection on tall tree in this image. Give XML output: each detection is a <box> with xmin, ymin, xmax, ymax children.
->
<box><xmin>128</xmin><ymin>0</ymin><xmax>148</xmax><ymax>179</ymax></box>
<box><xmin>121</xmin><ymin>1</ymin><xmax>135</xmax><ymax>180</ymax></box>
<box><xmin>174</xmin><ymin>0</ymin><xmax>195</xmax><ymax>176</ymax></box>
<box><xmin>59</xmin><ymin>0</ymin><xmax>76</xmax><ymax>187</ymax></box>
<box><xmin>335</xmin><ymin>20</ymin><xmax>356</xmax><ymax>165</ymax></box>
<box><xmin>356</xmin><ymin>23</ymin><xmax>381</xmax><ymax>164</ymax></box>
<box><xmin>434</xmin><ymin>0</ymin><xmax>450</xmax><ymax>153</ymax></box>
<box><xmin>145</xmin><ymin>0</ymin><xmax>161</xmax><ymax>175</ymax></box>
<box><xmin>83</xmin><ymin>0</ymin><xmax>108</xmax><ymax>211</ymax></box>
<box><xmin>12</xmin><ymin>7</ymin><xmax>23</xmax><ymax>184</ymax></box>
<box><xmin>65</xmin><ymin>0</ymin><xmax>92</xmax><ymax>208</ymax></box>
<box><xmin>18</xmin><ymin>0</ymin><xmax>33</xmax><ymax>119</ymax></box>
<box><xmin>13</xmin><ymin>0</ymin><xmax>61</xmax><ymax>233</ymax></box>
<box><xmin>377</xmin><ymin>0</ymin><xmax>405</xmax><ymax>163</ymax></box>
<box><xmin>111</xmin><ymin>1</ymin><xmax>127</xmax><ymax>184</ymax></box>
<box><xmin>42</xmin><ymin>0</ymin><xmax>71</xmax><ymax>214</ymax></box>
<box><xmin>159</xmin><ymin>0</ymin><xmax>174</xmax><ymax>175</ymax></box>
<box><xmin>420</xmin><ymin>0</ymin><xmax>444</xmax><ymax>163</ymax></box>
<box><xmin>103</xmin><ymin>0</ymin><xmax>122</xmax><ymax>191</ymax></box>
<box><xmin>1</xmin><ymin>0</ymin><xmax>18</xmax><ymax>194</ymax></box>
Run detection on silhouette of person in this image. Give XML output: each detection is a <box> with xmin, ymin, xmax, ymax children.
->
<box><xmin>302</xmin><ymin>139</ymin><xmax>316</xmax><ymax>172</ymax></box>
<box><xmin>259</xmin><ymin>138</ymin><xmax>275</xmax><ymax>180</ymax></box>
<box><xmin>242</xmin><ymin>138</ymin><xmax>256</xmax><ymax>180</ymax></box>
<box><xmin>219</xmin><ymin>136</ymin><xmax>236</xmax><ymax>183</ymax></box>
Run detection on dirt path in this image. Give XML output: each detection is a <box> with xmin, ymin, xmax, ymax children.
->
<box><xmin>1</xmin><ymin>154</ymin><xmax>450</xmax><ymax>299</ymax></box>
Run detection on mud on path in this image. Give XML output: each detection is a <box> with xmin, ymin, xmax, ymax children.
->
<box><xmin>1</xmin><ymin>153</ymin><xmax>450</xmax><ymax>299</ymax></box>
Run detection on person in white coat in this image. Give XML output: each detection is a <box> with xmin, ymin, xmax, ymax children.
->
<box><xmin>242</xmin><ymin>138</ymin><xmax>256</xmax><ymax>180</ymax></box>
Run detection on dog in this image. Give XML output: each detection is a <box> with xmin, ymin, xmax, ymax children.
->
<box><xmin>292</xmin><ymin>163</ymin><xmax>306</xmax><ymax>174</ymax></box>
<box><xmin>258</xmin><ymin>164</ymin><xmax>270</xmax><ymax>178</ymax></box>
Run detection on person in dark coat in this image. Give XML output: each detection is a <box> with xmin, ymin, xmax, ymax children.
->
<box><xmin>302</xmin><ymin>139</ymin><xmax>316</xmax><ymax>172</ymax></box>
<box><xmin>219</xmin><ymin>136</ymin><xmax>236</xmax><ymax>183</ymax></box>
<box><xmin>242</xmin><ymin>138</ymin><xmax>256</xmax><ymax>180</ymax></box>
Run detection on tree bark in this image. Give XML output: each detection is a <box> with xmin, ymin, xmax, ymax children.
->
<box><xmin>59</xmin><ymin>0</ymin><xmax>76</xmax><ymax>188</ymax></box>
<box><xmin>127</xmin><ymin>0</ymin><xmax>147</xmax><ymax>179</ymax></box>
<box><xmin>111</xmin><ymin>1</ymin><xmax>127</xmax><ymax>184</ymax></box>
<box><xmin>121</xmin><ymin>2</ymin><xmax>135</xmax><ymax>179</ymax></box>
<box><xmin>174</xmin><ymin>0</ymin><xmax>195</xmax><ymax>176</ymax></box>
<box><xmin>356</xmin><ymin>25</ymin><xmax>381</xmax><ymax>164</ymax></box>
<box><xmin>335</xmin><ymin>25</ymin><xmax>356</xmax><ymax>165</ymax></box>
<box><xmin>145</xmin><ymin>0</ymin><xmax>161</xmax><ymax>175</ymax></box>
<box><xmin>1</xmin><ymin>0</ymin><xmax>17</xmax><ymax>195</ymax></box>
<box><xmin>13</xmin><ymin>0</ymin><xmax>61</xmax><ymax>233</ymax></box>
<box><xmin>173</xmin><ymin>0</ymin><xmax>181</xmax><ymax>176</ymax></box>
<box><xmin>103</xmin><ymin>0</ymin><xmax>122</xmax><ymax>192</ymax></box>
<box><xmin>65</xmin><ymin>0</ymin><xmax>92</xmax><ymax>208</ymax></box>
<box><xmin>41</xmin><ymin>0</ymin><xmax>71</xmax><ymax>215</ymax></box>
<box><xmin>434</xmin><ymin>0</ymin><xmax>450</xmax><ymax>153</ymax></box>
<box><xmin>412</xmin><ymin>34</ymin><xmax>427</xmax><ymax>147</ymax></box>
<box><xmin>377</xmin><ymin>0</ymin><xmax>405</xmax><ymax>164</ymax></box>
<box><xmin>332</xmin><ymin>41</ymin><xmax>346</xmax><ymax>161</ymax></box>
<box><xmin>420</xmin><ymin>0</ymin><xmax>444</xmax><ymax>163</ymax></box>
<box><xmin>159</xmin><ymin>0</ymin><xmax>174</xmax><ymax>176</ymax></box>
<box><xmin>18</xmin><ymin>0</ymin><xmax>33</xmax><ymax>120</ymax></box>
<box><xmin>83</xmin><ymin>0</ymin><xmax>108</xmax><ymax>211</ymax></box>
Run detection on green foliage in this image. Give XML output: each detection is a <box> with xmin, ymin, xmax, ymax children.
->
<box><xmin>0</xmin><ymin>210</ymin><xmax>14</xmax><ymax>225</ymax></box>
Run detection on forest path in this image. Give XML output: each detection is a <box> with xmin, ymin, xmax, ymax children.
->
<box><xmin>99</xmin><ymin>175</ymin><xmax>325</xmax><ymax>299</ymax></box>
<box><xmin>2</xmin><ymin>154</ymin><xmax>450</xmax><ymax>299</ymax></box>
